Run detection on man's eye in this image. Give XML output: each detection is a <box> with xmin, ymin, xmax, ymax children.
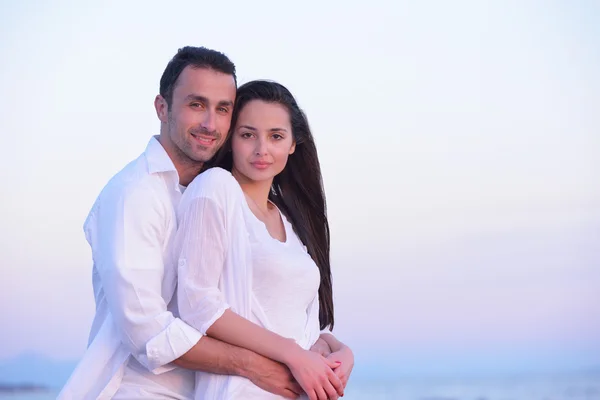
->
<box><xmin>218</xmin><ymin>107</ymin><xmax>229</xmax><ymax>113</ymax></box>
<box><xmin>191</xmin><ymin>103</ymin><xmax>204</xmax><ymax>108</ymax></box>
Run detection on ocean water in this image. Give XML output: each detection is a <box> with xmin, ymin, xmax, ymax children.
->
<box><xmin>1</xmin><ymin>373</ymin><xmax>599</xmax><ymax>400</ymax></box>
<box><xmin>0</xmin><ymin>393</ymin><xmax>58</xmax><ymax>400</ymax></box>
<box><xmin>342</xmin><ymin>373</ymin><xmax>600</xmax><ymax>400</ymax></box>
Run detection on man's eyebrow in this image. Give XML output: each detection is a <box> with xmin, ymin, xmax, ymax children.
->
<box><xmin>184</xmin><ymin>94</ymin><xmax>208</xmax><ymax>103</ymax></box>
<box><xmin>183</xmin><ymin>95</ymin><xmax>233</xmax><ymax>108</ymax></box>
<box><xmin>217</xmin><ymin>100</ymin><xmax>234</xmax><ymax>108</ymax></box>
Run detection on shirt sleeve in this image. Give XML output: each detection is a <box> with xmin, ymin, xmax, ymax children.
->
<box><xmin>86</xmin><ymin>180</ymin><xmax>202</xmax><ymax>374</ymax></box>
<box><xmin>174</xmin><ymin>174</ymin><xmax>232</xmax><ymax>336</ymax></box>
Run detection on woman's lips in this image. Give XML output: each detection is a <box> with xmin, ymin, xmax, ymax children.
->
<box><xmin>251</xmin><ymin>161</ymin><xmax>272</xmax><ymax>170</ymax></box>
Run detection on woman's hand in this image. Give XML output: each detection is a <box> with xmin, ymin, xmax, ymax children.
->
<box><xmin>326</xmin><ymin>345</ymin><xmax>354</xmax><ymax>390</ymax></box>
<box><xmin>284</xmin><ymin>347</ymin><xmax>344</xmax><ymax>400</ymax></box>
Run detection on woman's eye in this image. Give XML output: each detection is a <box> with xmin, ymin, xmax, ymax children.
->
<box><xmin>272</xmin><ymin>134</ymin><xmax>283</xmax><ymax>140</ymax></box>
<box><xmin>241</xmin><ymin>132</ymin><xmax>253</xmax><ymax>138</ymax></box>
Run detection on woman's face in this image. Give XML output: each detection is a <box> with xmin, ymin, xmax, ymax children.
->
<box><xmin>231</xmin><ymin>100</ymin><xmax>295</xmax><ymax>184</ymax></box>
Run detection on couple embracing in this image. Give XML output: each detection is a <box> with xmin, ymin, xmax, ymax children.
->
<box><xmin>59</xmin><ymin>46</ymin><xmax>354</xmax><ymax>400</ymax></box>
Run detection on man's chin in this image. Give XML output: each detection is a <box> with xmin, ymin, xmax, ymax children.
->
<box><xmin>190</xmin><ymin>150</ymin><xmax>217</xmax><ymax>164</ymax></box>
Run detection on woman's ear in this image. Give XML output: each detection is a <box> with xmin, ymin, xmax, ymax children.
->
<box><xmin>289</xmin><ymin>141</ymin><xmax>296</xmax><ymax>155</ymax></box>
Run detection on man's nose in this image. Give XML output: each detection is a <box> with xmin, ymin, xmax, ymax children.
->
<box><xmin>201</xmin><ymin>110</ymin><xmax>216</xmax><ymax>133</ymax></box>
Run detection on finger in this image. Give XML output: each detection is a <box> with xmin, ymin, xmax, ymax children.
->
<box><xmin>281</xmin><ymin>388</ymin><xmax>300</xmax><ymax>399</ymax></box>
<box><xmin>334</xmin><ymin>368</ymin><xmax>345</xmax><ymax>382</ymax></box>
<box><xmin>323</xmin><ymin>357</ymin><xmax>341</xmax><ymax>370</ymax></box>
<box><xmin>343</xmin><ymin>377</ymin><xmax>349</xmax><ymax>389</ymax></box>
<box><xmin>322</xmin><ymin>379</ymin><xmax>339</xmax><ymax>400</ymax></box>
<box><xmin>315</xmin><ymin>385</ymin><xmax>329</xmax><ymax>400</ymax></box>
<box><xmin>288</xmin><ymin>380</ymin><xmax>303</xmax><ymax>396</ymax></box>
<box><xmin>307</xmin><ymin>389</ymin><xmax>318</xmax><ymax>400</ymax></box>
<box><xmin>327</xmin><ymin>368</ymin><xmax>344</xmax><ymax>396</ymax></box>
<box><xmin>326</xmin><ymin>355</ymin><xmax>341</xmax><ymax>363</ymax></box>
<box><xmin>273</xmin><ymin>385</ymin><xmax>299</xmax><ymax>399</ymax></box>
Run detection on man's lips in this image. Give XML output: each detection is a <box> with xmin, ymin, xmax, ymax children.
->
<box><xmin>190</xmin><ymin>132</ymin><xmax>217</xmax><ymax>146</ymax></box>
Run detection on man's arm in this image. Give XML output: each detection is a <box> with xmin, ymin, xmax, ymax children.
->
<box><xmin>174</xmin><ymin>336</ymin><xmax>302</xmax><ymax>399</ymax></box>
<box><xmin>89</xmin><ymin>181</ymin><xmax>202</xmax><ymax>373</ymax></box>
<box><xmin>91</xmin><ymin>176</ymin><xmax>302</xmax><ymax>397</ymax></box>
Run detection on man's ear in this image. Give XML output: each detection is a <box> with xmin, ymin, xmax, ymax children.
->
<box><xmin>154</xmin><ymin>95</ymin><xmax>168</xmax><ymax>123</ymax></box>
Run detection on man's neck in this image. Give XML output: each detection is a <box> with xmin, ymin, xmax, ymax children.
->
<box><xmin>157</xmin><ymin>135</ymin><xmax>203</xmax><ymax>186</ymax></box>
<box><xmin>177</xmin><ymin>162</ymin><xmax>204</xmax><ymax>187</ymax></box>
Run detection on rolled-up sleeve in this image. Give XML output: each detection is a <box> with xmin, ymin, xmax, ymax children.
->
<box><xmin>174</xmin><ymin>192</ymin><xmax>231</xmax><ymax>335</ymax></box>
<box><xmin>88</xmin><ymin>181</ymin><xmax>201</xmax><ymax>374</ymax></box>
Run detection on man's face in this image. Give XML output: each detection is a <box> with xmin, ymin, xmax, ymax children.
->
<box><xmin>160</xmin><ymin>66</ymin><xmax>236</xmax><ymax>166</ymax></box>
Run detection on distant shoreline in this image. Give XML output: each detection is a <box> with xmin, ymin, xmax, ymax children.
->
<box><xmin>0</xmin><ymin>384</ymin><xmax>51</xmax><ymax>393</ymax></box>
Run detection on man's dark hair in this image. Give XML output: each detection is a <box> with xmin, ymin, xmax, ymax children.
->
<box><xmin>159</xmin><ymin>46</ymin><xmax>237</xmax><ymax>109</ymax></box>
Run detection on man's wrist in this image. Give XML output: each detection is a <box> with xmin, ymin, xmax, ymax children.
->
<box><xmin>231</xmin><ymin>347</ymin><xmax>256</xmax><ymax>379</ymax></box>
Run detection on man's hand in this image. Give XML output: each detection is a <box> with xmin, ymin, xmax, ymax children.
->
<box><xmin>309</xmin><ymin>337</ymin><xmax>332</xmax><ymax>357</ymax></box>
<box><xmin>326</xmin><ymin>345</ymin><xmax>354</xmax><ymax>390</ymax></box>
<box><xmin>245</xmin><ymin>353</ymin><xmax>303</xmax><ymax>399</ymax></box>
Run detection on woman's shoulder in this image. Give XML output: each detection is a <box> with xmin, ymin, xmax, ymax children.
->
<box><xmin>184</xmin><ymin>167</ymin><xmax>242</xmax><ymax>202</ymax></box>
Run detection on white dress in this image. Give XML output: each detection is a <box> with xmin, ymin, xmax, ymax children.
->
<box><xmin>173</xmin><ymin>167</ymin><xmax>323</xmax><ymax>399</ymax></box>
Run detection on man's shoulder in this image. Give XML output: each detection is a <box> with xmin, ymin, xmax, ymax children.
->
<box><xmin>83</xmin><ymin>148</ymin><xmax>174</xmax><ymax>237</ymax></box>
<box><xmin>101</xmin><ymin>156</ymin><xmax>168</xmax><ymax>200</ymax></box>
<box><xmin>184</xmin><ymin>167</ymin><xmax>241</xmax><ymax>203</ymax></box>
<box><xmin>88</xmin><ymin>154</ymin><xmax>170</xmax><ymax>218</ymax></box>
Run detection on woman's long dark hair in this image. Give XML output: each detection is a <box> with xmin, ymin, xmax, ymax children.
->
<box><xmin>208</xmin><ymin>80</ymin><xmax>334</xmax><ymax>330</ymax></box>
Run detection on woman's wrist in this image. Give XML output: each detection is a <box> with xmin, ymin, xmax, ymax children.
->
<box><xmin>279</xmin><ymin>338</ymin><xmax>304</xmax><ymax>366</ymax></box>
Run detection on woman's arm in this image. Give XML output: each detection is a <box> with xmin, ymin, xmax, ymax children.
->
<box><xmin>175</xmin><ymin>171</ymin><xmax>343</xmax><ymax>400</ymax></box>
<box><xmin>206</xmin><ymin>311</ymin><xmax>343</xmax><ymax>400</ymax></box>
<box><xmin>207</xmin><ymin>309</ymin><xmax>299</xmax><ymax>364</ymax></box>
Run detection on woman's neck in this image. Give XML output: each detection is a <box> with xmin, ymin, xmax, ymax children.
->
<box><xmin>231</xmin><ymin>169</ymin><xmax>273</xmax><ymax>213</ymax></box>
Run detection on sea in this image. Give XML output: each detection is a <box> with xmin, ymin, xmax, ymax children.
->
<box><xmin>1</xmin><ymin>372</ymin><xmax>599</xmax><ymax>400</ymax></box>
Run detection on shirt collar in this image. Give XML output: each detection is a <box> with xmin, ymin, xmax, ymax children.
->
<box><xmin>144</xmin><ymin>136</ymin><xmax>178</xmax><ymax>175</ymax></box>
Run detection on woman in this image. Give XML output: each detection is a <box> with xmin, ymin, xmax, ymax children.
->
<box><xmin>174</xmin><ymin>80</ymin><xmax>353</xmax><ymax>399</ymax></box>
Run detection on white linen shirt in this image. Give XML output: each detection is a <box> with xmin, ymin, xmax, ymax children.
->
<box><xmin>58</xmin><ymin>136</ymin><xmax>202</xmax><ymax>400</ymax></box>
<box><xmin>174</xmin><ymin>167</ymin><xmax>323</xmax><ymax>399</ymax></box>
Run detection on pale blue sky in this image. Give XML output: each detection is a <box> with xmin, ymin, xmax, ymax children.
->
<box><xmin>1</xmin><ymin>0</ymin><xmax>599</xmax><ymax>375</ymax></box>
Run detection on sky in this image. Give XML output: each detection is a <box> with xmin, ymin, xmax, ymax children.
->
<box><xmin>0</xmin><ymin>0</ymin><xmax>599</xmax><ymax>377</ymax></box>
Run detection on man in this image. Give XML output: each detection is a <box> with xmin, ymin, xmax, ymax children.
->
<box><xmin>58</xmin><ymin>46</ymin><xmax>338</xmax><ymax>400</ymax></box>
